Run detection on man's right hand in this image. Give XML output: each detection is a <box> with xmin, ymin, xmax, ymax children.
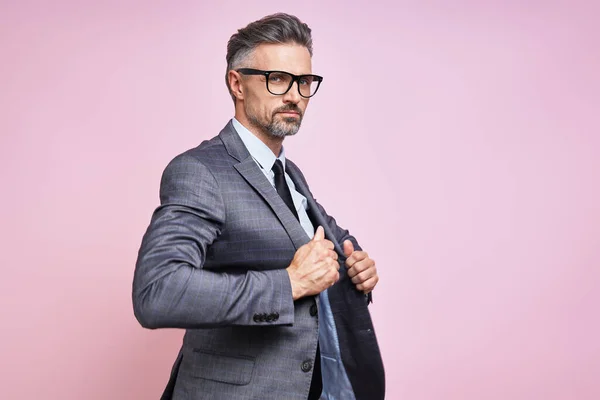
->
<box><xmin>286</xmin><ymin>226</ymin><xmax>340</xmax><ymax>300</ymax></box>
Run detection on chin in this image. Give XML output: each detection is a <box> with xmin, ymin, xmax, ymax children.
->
<box><xmin>268</xmin><ymin>124</ymin><xmax>300</xmax><ymax>138</ymax></box>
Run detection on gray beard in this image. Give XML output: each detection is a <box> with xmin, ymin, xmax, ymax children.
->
<box><xmin>248</xmin><ymin>113</ymin><xmax>302</xmax><ymax>139</ymax></box>
<box><xmin>266</xmin><ymin>116</ymin><xmax>301</xmax><ymax>138</ymax></box>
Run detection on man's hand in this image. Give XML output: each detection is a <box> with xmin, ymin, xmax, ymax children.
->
<box><xmin>286</xmin><ymin>226</ymin><xmax>340</xmax><ymax>300</ymax></box>
<box><xmin>343</xmin><ymin>240</ymin><xmax>378</xmax><ymax>294</ymax></box>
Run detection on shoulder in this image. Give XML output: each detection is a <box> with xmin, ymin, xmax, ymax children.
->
<box><xmin>158</xmin><ymin>135</ymin><xmax>231</xmax><ymax>192</ymax></box>
<box><xmin>174</xmin><ymin>135</ymin><xmax>228</xmax><ymax>165</ymax></box>
<box><xmin>162</xmin><ymin>134</ymin><xmax>232</xmax><ymax>176</ymax></box>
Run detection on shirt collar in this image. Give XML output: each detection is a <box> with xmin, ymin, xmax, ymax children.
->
<box><xmin>231</xmin><ymin>117</ymin><xmax>286</xmax><ymax>171</ymax></box>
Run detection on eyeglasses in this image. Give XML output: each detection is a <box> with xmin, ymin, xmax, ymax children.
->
<box><xmin>236</xmin><ymin>68</ymin><xmax>323</xmax><ymax>98</ymax></box>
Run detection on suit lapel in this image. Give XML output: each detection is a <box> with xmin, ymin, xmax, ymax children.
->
<box><xmin>286</xmin><ymin>166</ymin><xmax>344</xmax><ymax>250</ymax></box>
<box><xmin>285</xmin><ymin>163</ymin><xmax>355</xmax><ymax>295</ymax></box>
<box><xmin>234</xmin><ymin>159</ymin><xmax>310</xmax><ymax>250</ymax></box>
<box><xmin>219</xmin><ymin>121</ymin><xmax>310</xmax><ymax>250</ymax></box>
<box><xmin>285</xmin><ymin>164</ymin><xmax>345</xmax><ymax>257</ymax></box>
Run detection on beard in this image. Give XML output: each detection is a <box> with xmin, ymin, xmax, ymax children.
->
<box><xmin>247</xmin><ymin>104</ymin><xmax>303</xmax><ymax>138</ymax></box>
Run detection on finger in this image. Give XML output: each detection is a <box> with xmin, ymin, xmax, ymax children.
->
<box><xmin>328</xmin><ymin>249</ymin><xmax>339</xmax><ymax>261</ymax></box>
<box><xmin>312</xmin><ymin>226</ymin><xmax>325</xmax><ymax>241</ymax></box>
<box><xmin>322</xmin><ymin>239</ymin><xmax>335</xmax><ymax>250</ymax></box>
<box><xmin>350</xmin><ymin>266</ymin><xmax>376</xmax><ymax>285</ymax></box>
<box><xmin>346</xmin><ymin>255</ymin><xmax>373</xmax><ymax>273</ymax></box>
<box><xmin>348</xmin><ymin>257</ymin><xmax>374</xmax><ymax>274</ymax></box>
<box><xmin>322</xmin><ymin>269</ymin><xmax>339</xmax><ymax>291</ymax></box>
<box><xmin>346</xmin><ymin>263</ymin><xmax>358</xmax><ymax>279</ymax></box>
<box><xmin>328</xmin><ymin>256</ymin><xmax>341</xmax><ymax>270</ymax></box>
<box><xmin>351</xmin><ymin>251</ymin><xmax>369</xmax><ymax>262</ymax></box>
<box><xmin>345</xmin><ymin>253</ymin><xmax>356</xmax><ymax>269</ymax></box>
<box><xmin>356</xmin><ymin>275</ymin><xmax>379</xmax><ymax>293</ymax></box>
<box><xmin>332</xmin><ymin>270</ymin><xmax>340</xmax><ymax>284</ymax></box>
<box><xmin>343</xmin><ymin>239</ymin><xmax>354</xmax><ymax>257</ymax></box>
<box><xmin>318</xmin><ymin>248</ymin><xmax>338</xmax><ymax>263</ymax></box>
<box><xmin>313</xmin><ymin>239</ymin><xmax>335</xmax><ymax>250</ymax></box>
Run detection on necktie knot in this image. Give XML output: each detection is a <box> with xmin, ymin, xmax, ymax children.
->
<box><xmin>272</xmin><ymin>159</ymin><xmax>285</xmax><ymax>177</ymax></box>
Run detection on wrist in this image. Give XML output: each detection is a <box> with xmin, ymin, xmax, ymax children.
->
<box><xmin>286</xmin><ymin>268</ymin><xmax>303</xmax><ymax>301</ymax></box>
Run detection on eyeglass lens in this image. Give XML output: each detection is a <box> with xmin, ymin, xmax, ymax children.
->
<box><xmin>267</xmin><ymin>72</ymin><xmax>319</xmax><ymax>97</ymax></box>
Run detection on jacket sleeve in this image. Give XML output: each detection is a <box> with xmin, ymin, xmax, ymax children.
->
<box><xmin>132</xmin><ymin>154</ymin><xmax>295</xmax><ymax>329</ymax></box>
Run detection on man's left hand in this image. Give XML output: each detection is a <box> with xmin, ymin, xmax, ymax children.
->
<box><xmin>343</xmin><ymin>240</ymin><xmax>379</xmax><ymax>294</ymax></box>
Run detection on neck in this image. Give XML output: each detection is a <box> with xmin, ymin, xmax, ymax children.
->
<box><xmin>234</xmin><ymin>112</ymin><xmax>284</xmax><ymax>157</ymax></box>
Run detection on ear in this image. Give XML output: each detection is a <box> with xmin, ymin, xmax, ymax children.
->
<box><xmin>228</xmin><ymin>70</ymin><xmax>244</xmax><ymax>101</ymax></box>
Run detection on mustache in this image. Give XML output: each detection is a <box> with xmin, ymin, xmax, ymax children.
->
<box><xmin>273</xmin><ymin>105</ymin><xmax>303</xmax><ymax>117</ymax></box>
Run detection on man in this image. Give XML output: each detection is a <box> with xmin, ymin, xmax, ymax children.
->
<box><xmin>133</xmin><ymin>13</ymin><xmax>385</xmax><ymax>400</ymax></box>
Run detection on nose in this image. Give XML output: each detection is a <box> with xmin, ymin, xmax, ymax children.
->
<box><xmin>282</xmin><ymin>81</ymin><xmax>302</xmax><ymax>104</ymax></box>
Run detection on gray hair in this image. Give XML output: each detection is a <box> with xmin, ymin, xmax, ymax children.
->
<box><xmin>225</xmin><ymin>13</ymin><xmax>313</xmax><ymax>103</ymax></box>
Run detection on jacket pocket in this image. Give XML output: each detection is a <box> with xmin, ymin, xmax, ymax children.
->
<box><xmin>190</xmin><ymin>349</ymin><xmax>255</xmax><ymax>386</ymax></box>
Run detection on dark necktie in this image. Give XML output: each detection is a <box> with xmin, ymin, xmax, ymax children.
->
<box><xmin>272</xmin><ymin>159</ymin><xmax>299</xmax><ymax>220</ymax></box>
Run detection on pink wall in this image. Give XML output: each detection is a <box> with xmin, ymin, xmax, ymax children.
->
<box><xmin>1</xmin><ymin>1</ymin><xmax>599</xmax><ymax>399</ymax></box>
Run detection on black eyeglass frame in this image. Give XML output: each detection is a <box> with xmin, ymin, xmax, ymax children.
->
<box><xmin>236</xmin><ymin>68</ymin><xmax>323</xmax><ymax>98</ymax></box>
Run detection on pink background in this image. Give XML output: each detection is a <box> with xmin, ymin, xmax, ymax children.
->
<box><xmin>1</xmin><ymin>1</ymin><xmax>599</xmax><ymax>399</ymax></box>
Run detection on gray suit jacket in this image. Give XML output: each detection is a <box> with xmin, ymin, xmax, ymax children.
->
<box><xmin>133</xmin><ymin>122</ymin><xmax>385</xmax><ymax>399</ymax></box>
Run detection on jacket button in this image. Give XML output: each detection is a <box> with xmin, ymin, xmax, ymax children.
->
<box><xmin>273</xmin><ymin>312</ymin><xmax>279</xmax><ymax>321</ymax></box>
<box><xmin>301</xmin><ymin>360</ymin><xmax>312</xmax><ymax>372</ymax></box>
<box><xmin>253</xmin><ymin>314</ymin><xmax>261</xmax><ymax>322</ymax></box>
<box><xmin>309</xmin><ymin>304</ymin><xmax>317</xmax><ymax>317</ymax></box>
<box><xmin>266</xmin><ymin>313</ymin><xmax>274</xmax><ymax>322</ymax></box>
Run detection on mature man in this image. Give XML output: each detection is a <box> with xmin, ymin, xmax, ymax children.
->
<box><xmin>133</xmin><ymin>13</ymin><xmax>385</xmax><ymax>400</ymax></box>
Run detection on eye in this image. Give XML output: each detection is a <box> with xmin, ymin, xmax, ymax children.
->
<box><xmin>269</xmin><ymin>72</ymin><xmax>287</xmax><ymax>83</ymax></box>
<box><xmin>299</xmin><ymin>76</ymin><xmax>314</xmax><ymax>86</ymax></box>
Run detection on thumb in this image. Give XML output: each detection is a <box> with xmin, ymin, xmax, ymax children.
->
<box><xmin>312</xmin><ymin>226</ymin><xmax>325</xmax><ymax>241</ymax></box>
<box><xmin>343</xmin><ymin>239</ymin><xmax>354</xmax><ymax>257</ymax></box>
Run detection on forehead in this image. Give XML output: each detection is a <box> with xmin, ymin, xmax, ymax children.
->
<box><xmin>250</xmin><ymin>43</ymin><xmax>312</xmax><ymax>75</ymax></box>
